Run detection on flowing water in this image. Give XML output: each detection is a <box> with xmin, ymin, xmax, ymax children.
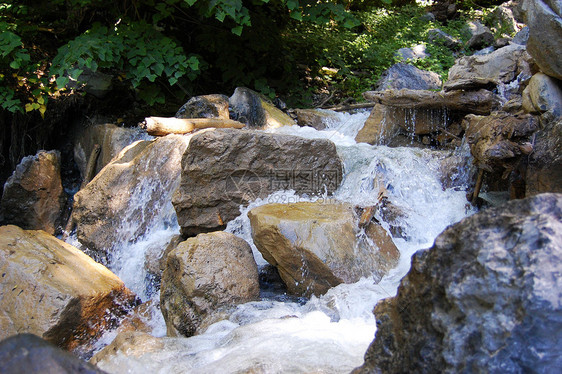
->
<box><xmin>83</xmin><ymin>110</ymin><xmax>476</xmax><ymax>373</ymax></box>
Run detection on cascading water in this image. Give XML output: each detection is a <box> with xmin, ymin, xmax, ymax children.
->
<box><xmin>85</xmin><ymin>110</ymin><xmax>476</xmax><ymax>373</ymax></box>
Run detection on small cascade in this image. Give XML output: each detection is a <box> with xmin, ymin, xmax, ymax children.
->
<box><xmin>85</xmin><ymin>110</ymin><xmax>476</xmax><ymax>373</ymax></box>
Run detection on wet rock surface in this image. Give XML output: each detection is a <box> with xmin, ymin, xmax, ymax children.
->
<box><xmin>0</xmin><ymin>225</ymin><xmax>137</xmax><ymax>351</ymax></box>
<box><xmin>355</xmin><ymin>193</ymin><xmax>562</xmax><ymax>374</ymax></box>
<box><xmin>1</xmin><ymin>150</ymin><xmax>65</xmax><ymax>235</ymax></box>
<box><xmin>160</xmin><ymin>231</ymin><xmax>259</xmax><ymax>337</ymax></box>
<box><xmin>172</xmin><ymin>128</ymin><xmax>343</xmax><ymax>236</ymax></box>
<box><xmin>248</xmin><ymin>202</ymin><xmax>399</xmax><ymax>297</ymax></box>
<box><xmin>0</xmin><ymin>334</ymin><xmax>106</xmax><ymax>374</ymax></box>
<box><xmin>526</xmin><ymin>118</ymin><xmax>562</xmax><ymax>195</ymax></box>
<box><xmin>71</xmin><ymin>134</ymin><xmax>189</xmax><ymax>257</ymax></box>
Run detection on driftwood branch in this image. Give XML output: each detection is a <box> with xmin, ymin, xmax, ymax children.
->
<box><xmin>141</xmin><ymin>117</ymin><xmax>245</xmax><ymax>136</ymax></box>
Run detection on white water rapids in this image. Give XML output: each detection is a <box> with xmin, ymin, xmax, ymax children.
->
<box><xmin>84</xmin><ymin>110</ymin><xmax>476</xmax><ymax>373</ymax></box>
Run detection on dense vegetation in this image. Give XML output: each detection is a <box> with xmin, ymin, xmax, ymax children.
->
<box><xmin>0</xmin><ymin>0</ymin><xmax>508</xmax><ymax>186</ymax></box>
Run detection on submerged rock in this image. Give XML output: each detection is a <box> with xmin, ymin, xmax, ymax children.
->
<box><xmin>0</xmin><ymin>225</ymin><xmax>137</xmax><ymax>351</ymax></box>
<box><xmin>0</xmin><ymin>334</ymin><xmax>106</xmax><ymax>374</ymax></box>
<box><xmin>355</xmin><ymin>193</ymin><xmax>562</xmax><ymax>373</ymax></box>
<box><xmin>172</xmin><ymin>129</ymin><xmax>343</xmax><ymax>236</ymax></box>
<box><xmin>160</xmin><ymin>231</ymin><xmax>259</xmax><ymax>337</ymax></box>
<box><xmin>1</xmin><ymin>150</ymin><xmax>65</xmax><ymax>235</ymax></box>
<box><xmin>294</xmin><ymin>108</ymin><xmax>338</xmax><ymax>130</ymax></box>
<box><xmin>229</xmin><ymin>87</ymin><xmax>294</xmax><ymax>129</ymax></box>
<box><xmin>248</xmin><ymin>202</ymin><xmax>399</xmax><ymax>297</ymax></box>
<box><xmin>175</xmin><ymin>94</ymin><xmax>230</xmax><ymax>119</ymax></box>
<box><xmin>71</xmin><ymin>134</ymin><xmax>189</xmax><ymax>257</ymax></box>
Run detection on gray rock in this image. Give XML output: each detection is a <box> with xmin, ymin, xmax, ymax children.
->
<box><xmin>0</xmin><ymin>334</ymin><xmax>106</xmax><ymax>374</ymax></box>
<box><xmin>229</xmin><ymin>87</ymin><xmax>294</xmax><ymax>129</ymax></box>
<box><xmin>394</xmin><ymin>44</ymin><xmax>429</xmax><ymax>62</ymax></box>
<box><xmin>427</xmin><ymin>28</ymin><xmax>461</xmax><ymax>49</ymax></box>
<box><xmin>521</xmin><ymin>0</ymin><xmax>562</xmax><ymax>80</ymax></box>
<box><xmin>376</xmin><ymin>63</ymin><xmax>441</xmax><ymax>91</ymax></box>
<box><xmin>465</xmin><ymin>21</ymin><xmax>495</xmax><ymax>50</ymax></box>
<box><xmin>526</xmin><ymin>119</ymin><xmax>562</xmax><ymax>195</ymax></box>
<box><xmin>175</xmin><ymin>94</ymin><xmax>230</xmax><ymax>119</ymax></box>
<box><xmin>172</xmin><ymin>129</ymin><xmax>343</xmax><ymax>236</ymax></box>
<box><xmin>511</xmin><ymin>25</ymin><xmax>530</xmax><ymax>45</ymax></box>
<box><xmin>354</xmin><ymin>193</ymin><xmax>562</xmax><ymax>374</ymax></box>
<box><xmin>1</xmin><ymin>150</ymin><xmax>65</xmax><ymax>235</ymax></box>
<box><xmin>444</xmin><ymin>44</ymin><xmax>530</xmax><ymax>91</ymax></box>
<box><xmin>160</xmin><ymin>232</ymin><xmax>259</xmax><ymax>337</ymax></box>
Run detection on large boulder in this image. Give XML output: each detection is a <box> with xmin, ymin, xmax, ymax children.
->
<box><xmin>444</xmin><ymin>44</ymin><xmax>531</xmax><ymax>91</ymax></box>
<box><xmin>71</xmin><ymin>134</ymin><xmax>189</xmax><ymax>257</ymax></box>
<box><xmin>465</xmin><ymin>21</ymin><xmax>495</xmax><ymax>50</ymax></box>
<box><xmin>376</xmin><ymin>63</ymin><xmax>442</xmax><ymax>91</ymax></box>
<box><xmin>1</xmin><ymin>150</ymin><xmax>65</xmax><ymax>235</ymax></box>
<box><xmin>172</xmin><ymin>129</ymin><xmax>343</xmax><ymax>236</ymax></box>
<box><xmin>175</xmin><ymin>94</ymin><xmax>230</xmax><ymax>119</ymax></box>
<box><xmin>354</xmin><ymin>193</ymin><xmax>562</xmax><ymax>373</ymax></box>
<box><xmin>522</xmin><ymin>72</ymin><xmax>562</xmax><ymax>121</ymax></box>
<box><xmin>521</xmin><ymin>0</ymin><xmax>562</xmax><ymax>80</ymax></box>
<box><xmin>248</xmin><ymin>202</ymin><xmax>399</xmax><ymax>297</ymax></box>
<box><xmin>0</xmin><ymin>225</ymin><xmax>137</xmax><ymax>351</ymax></box>
<box><xmin>463</xmin><ymin>111</ymin><xmax>538</xmax><ymax>172</ymax></box>
<box><xmin>0</xmin><ymin>334</ymin><xmax>106</xmax><ymax>374</ymax></box>
<box><xmin>160</xmin><ymin>231</ymin><xmax>259</xmax><ymax>337</ymax></box>
<box><xmin>355</xmin><ymin>104</ymin><xmax>401</xmax><ymax>145</ymax></box>
<box><xmin>229</xmin><ymin>87</ymin><xmax>295</xmax><ymax>129</ymax></box>
<box><xmin>73</xmin><ymin>123</ymin><xmax>149</xmax><ymax>180</ymax></box>
<box><xmin>526</xmin><ymin>119</ymin><xmax>562</xmax><ymax>195</ymax></box>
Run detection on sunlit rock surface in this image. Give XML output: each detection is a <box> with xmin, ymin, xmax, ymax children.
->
<box><xmin>160</xmin><ymin>231</ymin><xmax>259</xmax><ymax>337</ymax></box>
<box><xmin>71</xmin><ymin>134</ymin><xmax>190</xmax><ymax>257</ymax></box>
<box><xmin>172</xmin><ymin>128</ymin><xmax>343</xmax><ymax>236</ymax></box>
<box><xmin>0</xmin><ymin>334</ymin><xmax>106</xmax><ymax>374</ymax></box>
<box><xmin>0</xmin><ymin>225</ymin><xmax>136</xmax><ymax>351</ymax></box>
<box><xmin>0</xmin><ymin>150</ymin><xmax>65</xmax><ymax>235</ymax></box>
<box><xmin>248</xmin><ymin>202</ymin><xmax>399</xmax><ymax>296</ymax></box>
<box><xmin>355</xmin><ymin>193</ymin><xmax>562</xmax><ymax>373</ymax></box>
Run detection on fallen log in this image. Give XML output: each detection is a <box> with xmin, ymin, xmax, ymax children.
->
<box><xmin>141</xmin><ymin>117</ymin><xmax>245</xmax><ymax>136</ymax></box>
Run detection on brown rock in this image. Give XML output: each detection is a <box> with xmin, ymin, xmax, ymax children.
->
<box><xmin>172</xmin><ymin>129</ymin><xmax>343</xmax><ymax>236</ymax></box>
<box><xmin>160</xmin><ymin>231</ymin><xmax>259</xmax><ymax>337</ymax></box>
<box><xmin>71</xmin><ymin>135</ymin><xmax>190</xmax><ymax>257</ymax></box>
<box><xmin>363</xmin><ymin>89</ymin><xmax>500</xmax><ymax>115</ymax></box>
<box><xmin>0</xmin><ymin>225</ymin><xmax>137</xmax><ymax>351</ymax></box>
<box><xmin>294</xmin><ymin>109</ymin><xmax>339</xmax><ymax>130</ymax></box>
<box><xmin>521</xmin><ymin>72</ymin><xmax>562</xmax><ymax>120</ymax></box>
<box><xmin>73</xmin><ymin>123</ymin><xmax>149</xmax><ymax>181</ymax></box>
<box><xmin>248</xmin><ymin>202</ymin><xmax>399</xmax><ymax>297</ymax></box>
<box><xmin>355</xmin><ymin>104</ymin><xmax>401</xmax><ymax>145</ymax></box>
<box><xmin>463</xmin><ymin>111</ymin><xmax>539</xmax><ymax>172</ymax></box>
<box><xmin>1</xmin><ymin>150</ymin><xmax>65</xmax><ymax>235</ymax></box>
<box><xmin>526</xmin><ymin>118</ymin><xmax>562</xmax><ymax>195</ymax></box>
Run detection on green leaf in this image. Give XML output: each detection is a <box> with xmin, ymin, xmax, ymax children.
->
<box><xmin>232</xmin><ymin>25</ymin><xmax>243</xmax><ymax>36</ymax></box>
<box><xmin>56</xmin><ymin>76</ymin><xmax>69</xmax><ymax>88</ymax></box>
<box><xmin>9</xmin><ymin>60</ymin><xmax>20</xmax><ymax>69</ymax></box>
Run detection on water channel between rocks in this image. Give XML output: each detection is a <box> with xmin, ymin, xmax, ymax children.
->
<box><xmin>74</xmin><ymin>110</ymin><xmax>476</xmax><ymax>373</ymax></box>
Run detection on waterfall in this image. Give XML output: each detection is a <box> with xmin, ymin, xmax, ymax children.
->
<box><xmin>88</xmin><ymin>110</ymin><xmax>476</xmax><ymax>373</ymax></box>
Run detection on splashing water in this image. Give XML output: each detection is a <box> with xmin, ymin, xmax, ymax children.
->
<box><xmin>89</xmin><ymin>110</ymin><xmax>476</xmax><ymax>373</ymax></box>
